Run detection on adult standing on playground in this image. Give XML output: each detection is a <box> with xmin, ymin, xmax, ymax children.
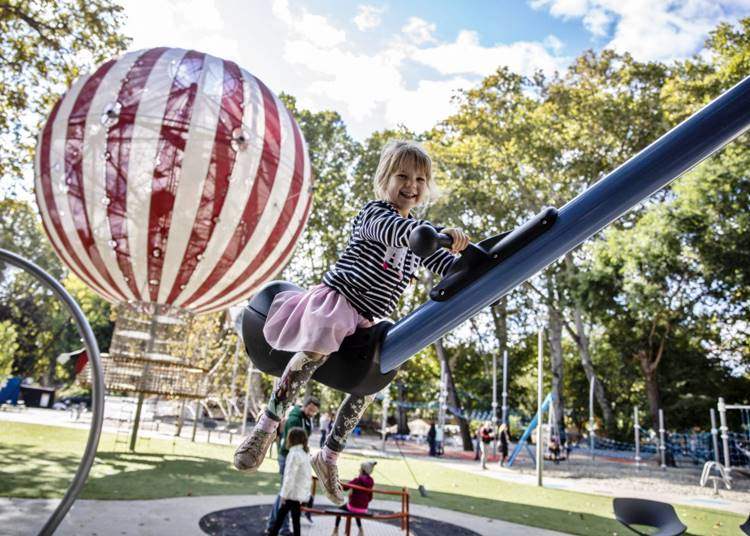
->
<box><xmin>265</xmin><ymin>396</ymin><xmax>320</xmax><ymax>535</ymax></box>
<box><xmin>497</xmin><ymin>423</ymin><xmax>511</xmax><ymax>466</ymax></box>
<box><xmin>427</xmin><ymin>420</ymin><xmax>437</xmax><ymax>456</ymax></box>
<box><xmin>479</xmin><ymin>421</ymin><xmax>494</xmax><ymax>469</ymax></box>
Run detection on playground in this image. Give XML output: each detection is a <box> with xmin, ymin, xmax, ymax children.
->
<box><xmin>4</xmin><ymin>3</ymin><xmax>750</xmax><ymax>536</ymax></box>
<box><xmin>1</xmin><ymin>406</ymin><xmax>748</xmax><ymax>535</ymax></box>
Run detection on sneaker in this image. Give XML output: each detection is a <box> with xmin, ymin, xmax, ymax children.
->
<box><xmin>311</xmin><ymin>451</ymin><xmax>345</xmax><ymax>505</ymax></box>
<box><xmin>304</xmin><ymin>511</ymin><xmax>313</xmax><ymax>523</ymax></box>
<box><xmin>233</xmin><ymin>426</ymin><xmax>277</xmax><ymax>471</ymax></box>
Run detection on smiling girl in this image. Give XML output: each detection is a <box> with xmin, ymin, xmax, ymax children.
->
<box><xmin>234</xmin><ymin>140</ymin><xmax>469</xmax><ymax>505</ymax></box>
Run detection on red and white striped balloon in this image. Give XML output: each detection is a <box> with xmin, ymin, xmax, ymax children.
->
<box><xmin>35</xmin><ymin>48</ymin><xmax>313</xmax><ymax>314</ymax></box>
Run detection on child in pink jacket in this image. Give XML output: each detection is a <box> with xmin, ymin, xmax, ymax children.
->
<box><xmin>331</xmin><ymin>460</ymin><xmax>377</xmax><ymax>536</ymax></box>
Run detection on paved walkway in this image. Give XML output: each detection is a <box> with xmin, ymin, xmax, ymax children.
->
<box><xmin>0</xmin><ymin>495</ymin><xmax>565</xmax><ymax>536</ymax></box>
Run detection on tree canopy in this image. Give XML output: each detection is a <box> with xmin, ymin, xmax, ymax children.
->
<box><xmin>1</xmin><ymin>9</ymin><xmax>748</xmax><ymax>439</ymax></box>
<box><xmin>0</xmin><ymin>0</ymin><xmax>129</xmax><ymax>195</ymax></box>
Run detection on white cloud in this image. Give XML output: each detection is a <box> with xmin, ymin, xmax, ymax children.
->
<box><xmin>120</xmin><ymin>0</ymin><xmax>241</xmax><ymax>61</ymax></box>
<box><xmin>283</xmin><ymin>39</ymin><xmax>405</xmax><ymax>120</ymax></box>
<box><xmin>532</xmin><ymin>0</ymin><xmax>750</xmax><ymax>62</ymax></box>
<box><xmin>402</xmin><ymin>17</ymin><xmax>437</xmax><ymax>45</ymax></box>
<box><xmin>606</xmin><ymin>0</ymin><xmax>723</xmax><ymax>61</ymax></box>
<box><xmin>544</xmin><ymin>34</ymin><xmax>565</xmax><ymax>54</ymax></box>
<box><xmin>113</xmin><ymin>1</ymin><xmax>589</xmax><ymax>140</ymax></box>
<box><xmin>276</xmin><ymin>10</ymin><xmax>568</xmax><ymax>133</ymax></box>
<box><xmin>530</xmin><ymin>0</ymin><xmax>590</xmax><ymax>18</ymax></box>
<box><xmin>271</xmin><ymin>6</ymin><xmax>572</xmax><ymax>136</ymax></box>
<box><xmin>353</xmin><ymin>5</ymin><xmax>384</xmax><ymax>31</ymax></box>
<box><xmin>271</xmin><ymin>0</ymin><xmax>346</xmax><ymax>48</ymax></box>
<box><xmin>582</xmin><ymin>7</ymin><xmax>613</xmax><ymax>36</ymax></box>
<box><xmin>385</xmin><ymin>77</ymin><xmax>471</xmax><ymax>133</ymax></box>
<box><xmin>411</xmin><ymin>30</ymin><xmax>568</xmax><ymax>78</ymax></box>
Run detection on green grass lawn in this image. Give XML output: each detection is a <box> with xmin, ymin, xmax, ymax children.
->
<box><xmin>0</xmin><ymin>421</ymin><xmax>744</xmax><ymax>535</ymax></box>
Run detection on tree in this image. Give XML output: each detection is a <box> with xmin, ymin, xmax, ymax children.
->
<box><xmin>432</xmin><ymin>51</ymin><xmax>671</xmax><ymax>435</ymax></box>
<box><xmin>279</xmin><ymin>95</ymin><xmax>362</xmax><ymax>287</ymax></box>
<box><xmin>0</xmin><ymin>198</ymin><xmax>113</xmax><ymax>385</ymax></box>
<box><xmin>0</xmin><ymin>320</ymin><xmax>20</xmax><ymax>378</ymax></box>
<box><xmin>0</xmin><ymin>198</ymin><xmax>61</xmax><ymax>276</ymax></box>
<box><xmin>0</xmin><ymin>0</ymin><xmax>129</xmax><ymax>195</ymax></box>
<box><xmin>660</xmin><ymin>20</ymin><xmax>750</xmax><ymax>370</ymax></box>
<box><xmin>582</xmin><ymin>204</ymin><xmax>715</xmax><ymax>430</ymax></box>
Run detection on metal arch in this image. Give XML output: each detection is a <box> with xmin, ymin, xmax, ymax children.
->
<box><xmin>0</xmin><ymin>249</ymin><xmax>104</xmax><ymax>536</ymax></box>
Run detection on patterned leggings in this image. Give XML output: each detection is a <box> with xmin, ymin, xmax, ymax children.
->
<box><xmin>266</xmin><ymin>351</ymin><xmax>375</xmax><ymax>452</ymax></box>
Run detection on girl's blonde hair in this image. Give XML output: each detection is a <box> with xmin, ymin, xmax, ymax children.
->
<box><xmin>286</xmin><ymin>426</ymin><xmax>309</xmax><ymax>453</ymax></box>
<box><xmin>372</xmin><ymin>140</ymin><xmax>437</xmax><ymax>205</ymax></box>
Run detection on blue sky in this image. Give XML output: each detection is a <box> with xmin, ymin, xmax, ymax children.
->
<box><xmin>303</xmin><ymin>0</ymin><xmax>596</xmax><ymax>54</ymax></box>
<box><xmin>119</xmin><ymin>0</ymin><xmax>750</xmax><ymax>139</ymax></box>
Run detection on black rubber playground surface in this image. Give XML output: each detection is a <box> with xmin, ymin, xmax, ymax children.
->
<box><xmin>199</xmin><ymin>504</ymin><xmax>482</xmax><ymax>535</ymax></box>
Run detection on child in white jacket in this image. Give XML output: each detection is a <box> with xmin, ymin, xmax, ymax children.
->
<box><xmin>268</xmin><ymin>427</ymin><xmax>312</xmax><ymax>536</ymax></box>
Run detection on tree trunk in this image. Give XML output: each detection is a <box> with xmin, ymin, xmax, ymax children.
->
<box><xmin>564</xmin><ymin>253</ymin><xmax>616</xmax><ymax>435</ymax></box>
<box><xmin>490</xmin><ymin>297</ymin><xmax>508</xmax><ymax>425</ymax></box>
<box><xmin>546</xmin><ymin>278</ymin><xmax>566</xmax><ymax>443</ymax></box>
<box><xmin>639</xmin><ymin>318</ymin><xmax>669</xmax><ymax>431</ymax></box>
<box><xmin>45</xmin><ymin>352</ymin><xmax>56</xmax><ymax>387</ymax></box>
<box><xmin>572</xmin><ymin>303</ymin><xmax>616</xmax><ymax>435</ymax></box>
<box><xmin>425</xmin><ymin>271</ymin><xmax>473</xmax><ymax>450</ymax></box>
<box><xmin>489</xmin><ymin>297</ymin><xmax>508</xmax><ymax>355</ymax></box>
<box><xmin>434</xmin><ymin>337</ymin><xmax>473</xmax><ymax>450</ymax></box>
<box><xmin>396</xmin><ymin>381</ymin><xmax>409</xmax><ymax>434</ymax></box>
<box><xmin>638</xmin><ymin>350</ymin><xmax>662</xmax><ymax>431</ymax></box>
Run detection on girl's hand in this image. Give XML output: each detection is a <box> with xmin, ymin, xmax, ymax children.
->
<box><xmin>443</xmin><ymin>228</ymin><xmax>469</xmax><ymax>254</ymax></box>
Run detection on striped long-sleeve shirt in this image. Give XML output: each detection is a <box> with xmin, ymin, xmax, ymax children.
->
<box><xmin>323</xmin><ymin>201</ymin><xmax>456</xmax><ymax>320</ymax></box>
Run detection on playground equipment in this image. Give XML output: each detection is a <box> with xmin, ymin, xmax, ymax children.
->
<box><xmin>697</xmin><ymin>397</ymin><xmax>750</xmax><ymax>493</ymax></box>
<box><xmin>717</xmin><ymin>397</ymin><xmax>750</xmax><ymax>476</ymax></box>
<box><xmin>244</xmin><ymin>75</ymin><xmax>750</xmax><ymax>399</ymax></box>
<box><xmin>34</xmin><ymin>46</ymin><xmax>312</xmax><ymax>313</ymax></box>
<box><xmin>589</xmin><ymin>377</ymin><xmax>596</xmax><ymax>460</ymax></box>
<box><xmin>741</xmin><ymin>512</ymin><xmax>750</xmax><ymax>535</ymax></box>
<box><xmin>10</xmin><ymin>68</ymin><xmax>750</xmax><ymax>536</ymax></box>
<box><xmin>612</xmin><ymin>498</ymin><xmax>687</xmax><ymax>536</ymax></box>
<box><xmin>0</xmin><ymin>376</ymin><xmax>22</xmax><ymax>407</ymax></box>
<box><xmin>34</xmin><ymin>46</ymin><xmax>313</xmax><ymax>447</ymax></box>
<box><xmin>0</xmin><ymin>249</ymin><xmax>104</xmax><ymax>536</ymax></box>
<box><xmin>302</xmin><ymin>477</ymin><xmax>411</xmax><ymax>534</ymax></box>
<box><xmin>634</xmin><ymin>407</ymin><xmax>642</xmax><ymax>468</ymax></box>
<box><xmin>506</xmin><ymin>393</ymin><xmax>554</xmax><ymax>467</ymax></box>
<box><xmin>243</xmin><ymin>208</ymin><xmax>557</xmax><ymax>395</ymax></box>
<box><xmin>659</xmin><ymin>408</ymin><xmax>668</xmax><ymax>469</ymax></box>
<box><xmin>699</xmin><ymin>461</ymin><xmax>732</xmax><ymax>495</ymax></box>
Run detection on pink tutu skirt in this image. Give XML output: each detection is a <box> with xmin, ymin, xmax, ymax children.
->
<box><xmin>262</xmin><ymin>284</ymin><xmax>373</xmax><ymax>355</ymax></box>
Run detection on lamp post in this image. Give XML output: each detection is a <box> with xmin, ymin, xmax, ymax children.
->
<box><xmin>536</xmin><ymin>329</ymin><xmax>544</xmax><ymax>487</ymax></box>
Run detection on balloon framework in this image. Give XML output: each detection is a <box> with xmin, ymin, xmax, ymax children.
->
<box><xmin>34</xmin><ymin>47</ymin><xmax>313</xmax><ymax>398</ymax></box>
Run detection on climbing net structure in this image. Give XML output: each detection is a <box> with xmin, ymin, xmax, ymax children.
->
<box><xmin>303</xmin><ymin>477</ymin><xmax>410</xmax><ymax>535</ymax></box>
<box><xmin>80</xmin><ymin>302</ymin><xmax>207</xmax><ymax>399</ymax></box>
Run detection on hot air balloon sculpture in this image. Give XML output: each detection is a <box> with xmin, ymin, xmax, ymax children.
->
<box><xmin>34</xmin><ymin>47</ymin><xmax>312</xmax><ymax>446</ymax></box>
